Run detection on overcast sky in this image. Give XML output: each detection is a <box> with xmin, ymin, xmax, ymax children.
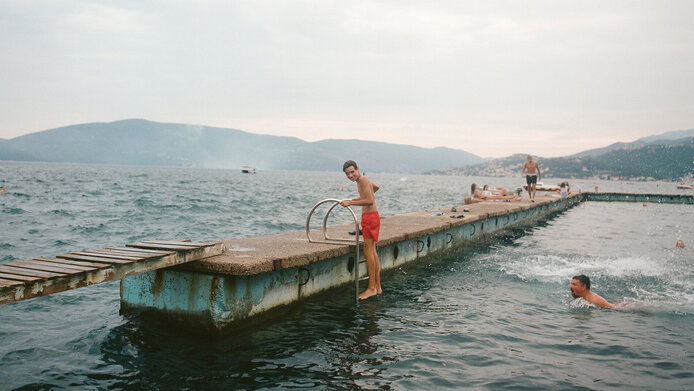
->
<box><xmin>1</xmin><ymin>1</ymin><xmax>693</xmax><ymax>157</ymax></box>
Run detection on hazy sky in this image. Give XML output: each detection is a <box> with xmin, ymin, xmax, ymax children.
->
<box><xmin>2</xmin><ymin>1</ymin><xmax>693</xmax><ymax>157</ymax></box>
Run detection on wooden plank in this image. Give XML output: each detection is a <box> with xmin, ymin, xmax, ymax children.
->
<box><xmin>36</xmin><ymin>257</ymin><xmax>111</xmax><ymax>269</ymax></box>
<box><xmin>24</xmin><ymin>260</ymin><xmax>98</xmax><ymax>272</ymax></box>
<box><xmin>126</xmin><ymin>242</ymin><xmax>200</xmax><ymax>251</ymax></box>
<box><xmin>0</xmin><ymin>278</ymin><xmax>24</xmax><ymax>288</ymax></box>
<box><xmin>105</xmin><ymin>247</ymin><xmax>174</xmax><ymax>255</ymax></box>
<box><xmin>0</xmin><ymin>272</ymin><xmax>41</xmax><ymax>282</ymax></box>
<box><xmin>4</xmin><ymin>260</ymin><xmax>87</xmax><ymax>275</ymax></box>
<box><xmin>56</xmin><ymin>254</ymin><xmax>133</xmax><ymax>265</ymax></box>
<box><xmin>84</xmin><ymin>248</ymin><xmax>163</xmax><ymax>259</ymax></box>
<box><xmin>71</xmin><ymin>251</ymin><xmax>142</xmax><ymax>261</ymax></box>
<box><xmin>88</xmin><ymin>249</ymin><xmax>166</xmax><ymax>258</ymax></box>
<box><xmin>145</xmin><ymin>240</ymin><xmax>213</xmax><ymax>247</ymax></box>
<box><xmin>0</xmin><ymin>265</ymin><xmax>67</xmax><ymax>278</ymax></box>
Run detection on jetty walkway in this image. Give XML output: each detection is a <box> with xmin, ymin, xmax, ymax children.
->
<box><xmin>1</xmin><ymin>191</ymin><xmax>692</xmax><ymax>332</ymax></box>
<box><xmin>0</xmin><ymin>240</ymin><xmax>225</xmax><ymax>306</ymax></box>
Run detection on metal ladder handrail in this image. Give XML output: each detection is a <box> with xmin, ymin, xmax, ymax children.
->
<box><xmin>306</xmin><ymin>199</ymin><xmax>361</xmax><ymax>302</ymax></box>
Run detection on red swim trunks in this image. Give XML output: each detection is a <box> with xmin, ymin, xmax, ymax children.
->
<box><xmin>361</xmin><ymin>211</ymin><xmax>380</xmax><ymax>242</ymax></box>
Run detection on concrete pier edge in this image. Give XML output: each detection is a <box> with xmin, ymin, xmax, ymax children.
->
<box><xmin>119</xmin><ymin>192</ymin><xmax>693</xmax><ymax>332</ymax></box>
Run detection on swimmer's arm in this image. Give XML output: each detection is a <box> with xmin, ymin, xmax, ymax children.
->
<box><xmin>520</xmin><ymin>164</ymin><xmax>526</xmax><ymax>176</ymax></box>
<box><xmin>372</xmin><ymin>183</ymin><xmax>379</xmax><ymax>193</ymax></box>
<box><xmin>537</xmin><ymin>165</ymin><xmax>541</xmax><ymax>180</ymax></box>
<box><xmin>589</xmin><ymin>294</ymin><xmax>614</xmax><ymax>309</ymax></box>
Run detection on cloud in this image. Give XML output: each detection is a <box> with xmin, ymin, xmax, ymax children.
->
<box><xmin>1</xmin><ymin>0</ymin><xmax>693</xmax><ymax>156</ymax></box>
<box><xmin>65</xmin><ymin>4</ymin><xmax>147</xmax><ymax>34</ymax></box>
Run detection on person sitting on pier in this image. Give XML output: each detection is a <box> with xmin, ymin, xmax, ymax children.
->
<box><xmin>570</xmin><ymin>274</ymin><xmax>618</xmax><ymax>309</ymax></box>
<box><xmin>340</xmin><ymin>160</ymin><xmax>382</xmax><ymax>300</ymax></box>
<box><xmin>558</xmin><ymin>182</ymin><xmax>569</xmax><ymax>198</ymax></box>
<box><xmin>472</xmin><ymin>183</ymin><xmax>519</xmax><ymax>201</ymax></box>
<box><xmin>482</xmin><ymin>185</ymin><xmax>513</xmax><ymax>197</ymax></box>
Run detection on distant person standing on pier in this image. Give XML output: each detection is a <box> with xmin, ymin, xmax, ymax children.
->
<box><xmin>521</xmin><ymin>155</ymin><xmax>541</xmax><ymax>202</ymax></box>
<box><xmin>340</xmin><ymin>160</ymin><xmax>382</xmax><ymax>300</ymax></box>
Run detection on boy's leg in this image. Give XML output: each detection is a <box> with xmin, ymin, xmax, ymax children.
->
<box><xmin>371</xmin><ymin>242</ymin><xmax>382</xmax><ymax>294</ymax></box>
<box><xmin>359</xmin><ymin>238</ymin><xmax>379</xmax><ymax>300</ymax></box>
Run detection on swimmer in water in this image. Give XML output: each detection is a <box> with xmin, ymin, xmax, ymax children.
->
<box><xmin>570</xmin><ymin>274</ymin><xmax>615</xmax><ymax>308</ymax></box>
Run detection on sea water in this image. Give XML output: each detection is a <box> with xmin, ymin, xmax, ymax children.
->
<box><xmin>1</xmin><ymin>162</ymin><xmax>693</xmax><ymax>390</ymax></box>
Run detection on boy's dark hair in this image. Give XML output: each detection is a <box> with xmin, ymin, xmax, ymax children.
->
<box><xmin>572</xmin><ymin>274</ymin><xmax>590</xmax><ymax>289</ymax></box>
<box><xmin>343</xmin><ymin>160</ymin><xmax>358</xmax><ymax>172</ymax></box>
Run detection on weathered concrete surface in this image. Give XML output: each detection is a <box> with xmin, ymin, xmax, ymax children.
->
<box><xmin>121</xmin><ymin>192</ymin><xmax>582</xmax><ymax>331</ymax></box>
<box><xmin>177</xmin><ymin>193</ymin><xmax>575</xmax><ymax>276</ymax></box>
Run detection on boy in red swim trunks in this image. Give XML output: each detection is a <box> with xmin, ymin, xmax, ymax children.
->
<box><xmin>340</xmin><ymin>160</ymin><xmax>382</xmax><ymax>300</ymax></box>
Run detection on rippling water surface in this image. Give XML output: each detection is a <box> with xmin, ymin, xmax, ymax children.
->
<box><xmin>1</xmin><ymin>162</ymin><xmax>693</xmax><ymax>390</ymax></box>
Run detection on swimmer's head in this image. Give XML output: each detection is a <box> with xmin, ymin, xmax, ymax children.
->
<box><xmin>570</xmin><ymin>274</ymin><xmax>590</xmax><ymax>298</ymax></box>
<box><xmin>676</xmin><ymin>240</ymin><xmax>685</xmax><ymax>248</ymax></box>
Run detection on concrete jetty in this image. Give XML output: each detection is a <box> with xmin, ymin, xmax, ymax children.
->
<box><xmin>3</xmin><ymin>190</ymin><xmax>691</xmax><ymax>333</ymax></box>
<box><xmin>120</xmin><ymin>194</ymin><xmax>582</xmax><ymax>332</ymax></box>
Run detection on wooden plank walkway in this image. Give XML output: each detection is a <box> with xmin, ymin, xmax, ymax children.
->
<box><xmin>0</xmin><ymin>239</ymin><xmax>226</xmax><ymax>306</ymax></box>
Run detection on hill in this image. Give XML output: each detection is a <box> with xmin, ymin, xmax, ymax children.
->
<box><xmin>431</xmin><ymin>136</ymin><xmax>694</xmax><ymax>181</ymax></box>
<box><xmin>572</xmin><ymin>128</ymin><xmax>694</xmax><ymax>157</ymax></box>
<box><xmin>0</xmin><ymin>119</ymin><xmax>483</xmax><ymax>173</ymax></box>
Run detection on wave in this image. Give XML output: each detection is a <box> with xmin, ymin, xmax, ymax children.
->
<box><xmin>51</xmin><ymin>209</ymin><xmax>75</xmax><ymax>217</ymax></box>
<box><xmin>6</xmin><ymin>192</ymin><xmax>31</xmax><ymax>199</ymax></box>
<box><xmin>497</xmin><ymin>252</ymin><xmax>694</xmax><ymax>314</ymax></box>
<box><xmin>2</xmin><ymin>207</ymin><xmax>27</xmax><ymax>215</ymax></box>
<box><xmin>70</xmin><ymin>223</ymin><xmax>107</xmax><ymax>235</ymax></box>
<box><xmin>498</xmin><ymin>253</ymin><xmax>669</xmax><ymax>283</ymax></box>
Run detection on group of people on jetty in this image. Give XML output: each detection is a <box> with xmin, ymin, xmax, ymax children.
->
<box><xmin>338</xmin><ymin>157</ymin><xmax>668</xmax><ymax>308</ymax></box>
<box><xmin>470</xmin><ymin>155</ymin><xmax>570</xmax><ymax>202</ymax></box>
<box><xmin>338</xmin><ymin>157</ymin><xmax>578</xmax><ymax>301</ymax></box>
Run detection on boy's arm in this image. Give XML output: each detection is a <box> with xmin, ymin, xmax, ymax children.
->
<box><xmin>340</xmin><ymin>178</ymin><xmax>375</xmax><ymax>207</ymax></box>
<box><xmin>537</xmin><ymin>164</ymin><xmax>542</xmax><ymax>180</ymax></box>
<box><xmin>520</xmin><ymin>163</ymin><xmax>526</xmax><ymax>176</ymax></box>
<box><xmin>372</xmin><ymin>182</ymin><xmax>380</xmax><ymax>193</ymax></box>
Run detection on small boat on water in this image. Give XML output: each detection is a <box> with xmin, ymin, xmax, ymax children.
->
<box><xmin>677</xmin><ymin>184</ymin><xmax>693</xmax><ymax>190</ymax></box>
<box><xmin>523</xmin><ymin>182</ymin><xmax>560</xmax><ymax>192</ymax></box>
<box><xmin>241</xmin><ymin>166</ymin><xmax>257</xmax><ymax>174</ymax></box>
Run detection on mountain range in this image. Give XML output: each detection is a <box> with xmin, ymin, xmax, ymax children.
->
<box><xmin>430</xmin><ymin>130</ymin><xmax>694</xmax><ymax>181</ymax></box>
<box><xmin>0</xmin><ymin>119</ymin><xmax>483</xmax><ymax>173</ymax></box>
<box><xmin>2</xmin><ymin>119</ymin><xmax>693</xmax><ymax>180</ymax></box>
